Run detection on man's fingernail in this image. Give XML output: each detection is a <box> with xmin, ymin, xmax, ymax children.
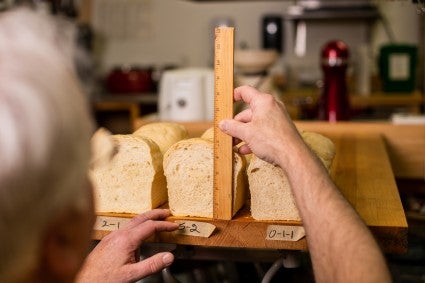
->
<box><xmin>162</xmin><ymin>253</ymin><xmax>174</xmax><ymax>266</ymax></box>
<box><xmin>219</xmin><ymin>120</ymin><xmax>227</xmax><ymax>131</ymax></box>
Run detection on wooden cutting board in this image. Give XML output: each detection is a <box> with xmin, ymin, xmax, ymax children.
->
<box><xmin>93</xmin><ymin>132</ymin><xmax>408</xmax><ymax>254</ymax></box>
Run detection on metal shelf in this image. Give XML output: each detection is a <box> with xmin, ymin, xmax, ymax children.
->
<box><xmin>283</xmin><ymin>7</ymin><xmax>380</xmax><ymax>21</ymax></box>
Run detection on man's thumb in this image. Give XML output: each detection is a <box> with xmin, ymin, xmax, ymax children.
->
<box><xmin>219</xmin><ymin>119</ymin><xmax>244</xmax><ymax>140</ymax></box>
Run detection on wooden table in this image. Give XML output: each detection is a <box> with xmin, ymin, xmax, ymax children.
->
<box><xmin>295</xmin><ymin>121</ymin><xmax>425</xmax><ymax>180</ymax></box>
<box><xmin>93</xmin><ymin>127</ymin><xmax>408</xmax><ymax>254</ymax></box>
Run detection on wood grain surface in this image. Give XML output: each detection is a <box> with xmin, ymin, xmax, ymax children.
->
<box><xmin>295</xmin><ymin>121</ymin><xmax>425</xmax><ymax>179</ymax></box>
<box><xmin>93</xmin><ymin>132</ymin><xmax>408</xmax><ymax>253</ymax></box>
<box><xmin>213</xmin><ymin>27</ymin><xmax>234</xmax><ymax>220</ymax></box>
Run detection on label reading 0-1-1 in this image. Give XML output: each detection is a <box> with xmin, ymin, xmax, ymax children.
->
<box><xmin>266</xmin><ymin>225</ymin><xmax>306</xmax><ymax>241</ymax></box>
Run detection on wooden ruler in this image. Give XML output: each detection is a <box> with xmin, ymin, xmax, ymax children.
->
<box><xmin>213</xmin><ymin>27</ymin><xmax>234</xmax><ymax>220</ymax></box>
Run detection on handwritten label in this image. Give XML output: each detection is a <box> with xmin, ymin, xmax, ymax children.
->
<box><xmin>174</xmin><ymin>220</ymin><xmax>216</xmax><ymax>238</ymax></box>
<box><xmin>94</xmin><ymin>216</ymin><xmax>131</xmax><ymax>231</ymax></box>
<box><xmin>266</xmin><ymin>225</ymin><xmax>305</xmax><ymax>241</ymax></box>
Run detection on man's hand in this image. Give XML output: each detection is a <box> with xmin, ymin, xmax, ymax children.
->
<box><xmin>76</xmin><ymin>209</ymin><xmax>178</xmax><ymax>283</ymax></box>
<box><xmin>219</xmin><ymin>85</ymin><xmax>304</xmax><ymax>166</ymax></box>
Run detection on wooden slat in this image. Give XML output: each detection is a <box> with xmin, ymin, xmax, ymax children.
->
<box><xmin>213</xmin><ymin>27</ymin><xmax>234</xmax><ymax>220</ymax></box>
<box><xmin>334</xmin><ymin>134</ymin><xmax>408</xmax><ymax>253</ymax></box>
<box><xmin>350</xmin><ymin>91</ymin><xmax>423</xmax><ymax>109</ymax></box>
<box><xmin>332</xmin><ymin>134</ymin><xmax>407</xmax><ymax>228</ymax></box>
<box><xmin>279</xmin><ymin>90</ymin><xmax>423</xmax><ymax>109</ymax></box>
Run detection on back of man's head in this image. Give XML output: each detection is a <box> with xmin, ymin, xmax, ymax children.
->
<box><xmin>0</xmin><ymin>7</ymin><xmax>94</xmax><ymax>282</ymax></box>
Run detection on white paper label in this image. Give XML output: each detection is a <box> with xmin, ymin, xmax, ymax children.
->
<box><xmin>174</xmin><ymin>220</ymin><xmax>216</xmax><ymax>238</ymax></box>
<box><xmin>94</xmin><ymin>215</ymin><xmax>131</xmax><ymax>231</ymax></box>
<box><xmin>389</xmin><ymin>54</ymin><xmax>410</xmax><ymax>80</ymax></box>
<box><xmin>266</xmin><ymin>225</ymin><xmax>306</xmax><ymax>241</ymax></box>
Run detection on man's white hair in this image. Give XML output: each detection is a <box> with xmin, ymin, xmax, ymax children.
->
<box><xmin>0</xmin><ymin>8</ymin><xmax>94</xmax><ymax>282</ymax></box>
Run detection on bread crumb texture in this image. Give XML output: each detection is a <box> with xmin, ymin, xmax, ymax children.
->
<box><xmin>90</xmin><ymin>132</ymin><xmax>167</xmax><ymax>214</ymax></box>
<box><xmin>248</xmin><ymin>131</ymin><xmax>335</xmax><ymax>220</ymax></box>
<box><xmin>164</xmin><ymin>138</ymin><xmax>247</xmax><ymax>218</ymax></box>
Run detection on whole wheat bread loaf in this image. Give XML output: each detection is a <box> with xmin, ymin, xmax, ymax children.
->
<box><xmin>163</xmin><ymin>138</ymin><xmax>247</xmax><ymax>218</ymax></box>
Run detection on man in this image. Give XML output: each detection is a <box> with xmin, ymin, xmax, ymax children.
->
<box><xmin>0</xmin><ymin>8</ymin><xmax>177</xmax><ymax>283</ymax></box>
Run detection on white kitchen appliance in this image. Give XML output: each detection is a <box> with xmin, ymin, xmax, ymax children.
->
<box><xmin>159</xmin><ymin>68</ymin><xmax>214</xmax><ymax>121</ymax></box>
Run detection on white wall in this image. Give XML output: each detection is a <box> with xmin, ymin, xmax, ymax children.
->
<box><xmin>92</xmin><ymin>0</ymin><xmax>289</xmax><ymax>73</ymax></box>
<box><xmin>373</xmin><ymin>0</ymin><xmax>420</xmax><ymax>45</ymax></box>
<box><xmin>91</xmin><ymin>0</ymin><xmax>421</xmax><ymax>79</ymax></box>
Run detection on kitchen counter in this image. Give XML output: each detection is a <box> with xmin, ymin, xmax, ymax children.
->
<box><xmin>91</xmin><ymin>91</ymin><xmax>424</xmax><ymax>130</ymax></box>
<box><xmin>280</xmin><ymin>90</ymin><xmax>424</xmax><ymax>119</ymax></box>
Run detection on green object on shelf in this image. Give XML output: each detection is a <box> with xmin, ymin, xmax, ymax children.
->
<box><xmin>378</xmin><ymin>44</ymin><xmax>417</xmax><ymax>93</ymax></box>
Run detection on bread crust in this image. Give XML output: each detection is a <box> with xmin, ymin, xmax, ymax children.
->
<box><xmin>134</xmin><ymin>122</ymin><xmax>188</xmax><ymax>155</ymax></box>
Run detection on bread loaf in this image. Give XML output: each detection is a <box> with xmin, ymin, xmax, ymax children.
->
<box><xmin>200</xmin><ymin>127</ymin><xmax>214</xmax><ymax>142</ymax></box>
<box><xmin>248</xmin><ymin>131</ymin><xmax>335</xmax><ymax>220</ymax></box>
<box><xmin>163</xmin><ymin>138</ymin><xmax>247</xmax><ymax>218</ymax></box>
<box><xmin>89</xmin><ymin>132</ymin><xmax>167</xmax><ymax>214</ymax></box>
<box><xmin>89</xmin><ymin>127</ymin><xmax>114</xmax><ymax>168</ymax></box>
<box><xmin>300</xmin><ymin>131</ymin><xmax>335</xmax><ymax>171</ymax></box>
<box><xmin>133</xmin><ymin>122</ymin><xmax>188</xmax><ymax>155</ymax></box>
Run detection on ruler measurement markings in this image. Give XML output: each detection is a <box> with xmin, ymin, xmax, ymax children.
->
<box><xmin>213</xmin><ymin>27</ymin><xmax>234</xmax><ymax>220</ymax></box>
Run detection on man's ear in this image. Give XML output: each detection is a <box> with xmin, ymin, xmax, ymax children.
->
<box><xmin>41</xmin><ymin>209</ymin><xmax>92</xmax><ymax>283</ymax></box>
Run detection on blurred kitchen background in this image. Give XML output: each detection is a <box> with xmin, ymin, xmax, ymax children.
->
<box><xmin>3</xmin><ymin>0</ymin><xmax>423</xmax><ymax>127</ymax></box>
<box><xmin>68</xmin><ymin>0</ymin><xmax>425</xmax><ymax>132</ymax></box>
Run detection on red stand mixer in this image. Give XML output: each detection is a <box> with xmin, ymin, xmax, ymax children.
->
<box><xmin>318</xmin><ymin>40</ymin><xmax>350</xmax><ymax>122</ymax></box>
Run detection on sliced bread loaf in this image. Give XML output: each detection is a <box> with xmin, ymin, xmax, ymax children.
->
<box><xmin>248</xmin><ymin>155</ymin><xmax>300</xmax><ymax>220</ymax></box>
<box><xmin>89</xmin><ymin>133</ymin><xmax>167</xmax><ymax>214</ymax></box>
<box><xmin>163</xmin><ymin>138</ymin><xmax>247</xmax><ymax>218</ymax></box>
<box><xmin>248</xmin><ymin>131</ymin><xmax>335</xmax><ymax>221</ymax></box>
